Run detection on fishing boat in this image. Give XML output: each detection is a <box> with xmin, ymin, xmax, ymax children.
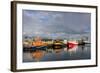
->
<box><xmin>52</xmin><ymin>39</ymin><xmax>64</xmax><ymax>49</ymax></box>
<box><xmin>23</xmin><ymin>40</ymin><xmax>47</xmax><ymax>51</ymax></box>
<box><xmin>66</xmin><ymin>41</ymin><xmax>78</xmax><ymax>48</ymax></box>
<box><xmin>78</xmin><ymin>39</ymin><xmax>90</xmax><ymax>45</ymax></box>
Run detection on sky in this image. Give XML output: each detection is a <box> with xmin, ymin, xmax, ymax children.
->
<box><xmin>22</xmin><ymin>10</ymin><xmax>91</xmax><ymax>38</ymax></box>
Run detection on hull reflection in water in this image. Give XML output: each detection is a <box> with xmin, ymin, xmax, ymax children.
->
<box><xmin>23</xmin><ymin>44</ymin><xmax>91</xmax><ymax>62</ymax></box>
<box><xmin>32</xmin><ymin>50</ymin><xmax>46</xmax><ymax>61</ymax></box>
<box><xmin>64</xmin><ymin>45</ymin><xmax>78</xmax><ymax>56</ymax></box>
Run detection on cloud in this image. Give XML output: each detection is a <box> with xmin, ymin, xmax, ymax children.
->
<box><xmin>22</xmin><ymin>10</ymin><xmax>91</xmax><ymax>38</ymax></box>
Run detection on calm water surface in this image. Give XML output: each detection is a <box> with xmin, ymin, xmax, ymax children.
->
<box><xmin>23</xmin><ymin>44</ymin><xmax>91</xmax><ymax>62</ymax></box>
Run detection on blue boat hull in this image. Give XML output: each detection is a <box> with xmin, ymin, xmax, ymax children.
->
<box><xmin>31</xmin><ymin>46</ymin><xmax>47</xmax><ymax>51</ymax></box>
<box><xmin>23</xmin><ymin>46</ymin><xmax>47</xmax><ymax>52</ymax></box>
